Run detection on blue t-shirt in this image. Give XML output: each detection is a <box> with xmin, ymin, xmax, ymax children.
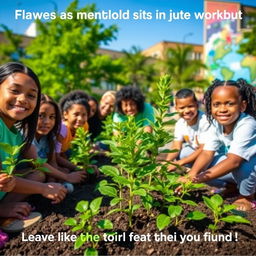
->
<box><xmin>33</xmin><ymin>136</ymin><xmax>49</xmax><ymax>159</ymax></box>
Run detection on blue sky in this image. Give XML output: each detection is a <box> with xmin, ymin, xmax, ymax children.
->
<box><xmin>0</xmin><ymin>0</ymin><xmax>255</xmax><ymax>51</ymax></box>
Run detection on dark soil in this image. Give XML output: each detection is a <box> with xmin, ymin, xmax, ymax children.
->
<box><xmin>1</xmin><ymin>157</ymin><xmax>256</xmax><ymax>255</ymax></box>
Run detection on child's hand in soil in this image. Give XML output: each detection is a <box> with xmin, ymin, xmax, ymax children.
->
<box><xmin>0</xmin><ymin>202</ymin><xmax>32</xmax><ymax>219</ymax></box>
<box><xmin>66</xmin><ymin>171</ymin><xmax>87</xmax><ymax>184</ymax></box>
<box><xmin>42</xmin><ymin>183</ymin><xmax>67</xmax><ymax>204</ymax></box>
<box><xmin>167</xmin><ymin>162</ymin><xmax>178</xmax><ymax>172</ymax></box>
<box><xmin>0</xmin><ymin>174</ymin><xmax>16</xmax><ymax>192</ymax></box>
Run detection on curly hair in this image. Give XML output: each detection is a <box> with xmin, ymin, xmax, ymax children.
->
<box><xmin>115</xmin><ymin>86</ymin><xmax>145</xmax><ymax>114</ymax></box>
<box><xmin>59</xmin><ymin>90</ymin><xmax>90</xmax><ymax>116</ymax></box>
<box><xmin>204</xmin><ymin>79</ymin><xmax>256</xmax><ymax>124</ymax></box>
<box><xmin>39</xmin><ymin>94</ymin><xmax>61</xmax><ymax>161</ymax></box>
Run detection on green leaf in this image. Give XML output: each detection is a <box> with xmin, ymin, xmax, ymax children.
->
<box><xmin>208</xmin><ymin>224</ymin><xmax>216</xmax><ymax>231</ymax></box>
<box><xmin>90</xmin><ymin>197</ymin><xmax>102</xmax><ymax>214</ymax></box>
<box><xmin>221</xmin><ymin>215</ymin><xmax>250</xmax><ymax>224</ymax></box>
<box><xmin>72</xmin><ymin>224</ymin><xmax>84</xmax><ymax>232</ymax></box>
<box><xmin>203</xmin><ymin>196</ymin><xmax>216</xmax><ymax>211</ymax></box>
<box><xmin>186</xmin><ymin>211</ymin><xmax>206</xmax><ymax>220</ymax></box>
<box><xmin>158</xmin><ymin>149</ymin><xmax>175</xmax><ymax>154</ymax></box>
<box><xmin>98</xmin><ymin>185</ymin><xmax>117</xmax><ymax>197</ymax></box>
<box><xmin>156</xmin><ymin>214</ymin><xmax>171</xmax><ymax>231</ymax></box>
<box><xmin>211</xmin><ymin>194</ymin><xmax>223</xmax><ymax>207</ymax></box>
<box><xmin>131</xmin><ymin>204</ymin><xmax>140</xmax><ymax>213</ymax></box>
<box><xmin>84</xmin><ymin>248</ymin><xmax>98</xmax><ymax>256</ymax></box>
<box><xmin>0</xmin><ymin>142</ymin><xmax>17</xmax><ymax>155</ymax></box>
<box><xmin>64</xmin><ymin>218</ymin><xmax>77</xmax><ymax>226</ymax></box>
<box><xmin>112</xmin><ymin>176</ymin><xmax>130</xmax><ymax>185</ymax></box>
<box><xmin>18</xmin><ymin>159</ymin><xmax>33</xmax><ymax>164</ymax></box>
<box><xmin>37</xmin><ymin>167</ymin><xmax>50</xmax><ymax>173</ymax></box>
<box><xmin>87</xmin><ymin>168</ymin><xmax>95</xmax><ymax>174</ymax></box>
<box><xmin>168</xmin><ymin>205</ymin><xmax>182</xmax><ymax>218</ymax></box>
<box><xmin>97</xmin><ymin>219</ymin><xmax>113</xmax><ymax>229</ymax></box>
<box><xmin>110</xmin><ymin>197</ymin><xmax>122</xmax><ymax>206</ymax></box>
<box><xmin>222</xmin><ymin>204</ymin><xmax>237</xmax><ymax>213</ymax></box>
<box><xmin>107</xmin><ymin>208</ymin><xmax>123</xmax><ymax>215</ymax></box>
<box><xmin>181</xmin><ymin>199</ymin><xmax>197</xmax><ymax>206</ymax></box>
<box><xmin>100</xmin><ymin>165</ymin><xmax>119</xmax><ymax>177</ymax></box>
<box><xmin>133</xmin><ymin>189</ymin><xmax>147</xmax><ymax>196</ymax></box>
<box><xmin>74</xmin><ymin>234</ymin><xmax>85</xmax><ymax>249</ymax></box>
<box><xmin>76</xmin><ymin>200</ymin><xmax>89</xmax><ymax>213</ymax></box>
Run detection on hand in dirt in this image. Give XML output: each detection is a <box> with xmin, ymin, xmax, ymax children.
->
<box><xmin>42</xmin><ymin>183</ymin><xmax>67</xmax><ymax>204</ymax></box>
<box><xmin>66</xmin><ymin>171</ymin><xmax>87</xmax><ymax>184</ymax></box>
<box><xmin>0</xmin><ymin>174</ymin><xmax>16</xmax><ymax>192</ymax></box>
<box><xmin>167</xmin><ymin>163</ymin><xmax>177</xmax><ymax>172</ymax></box>
<box><xmin>0</xmin><ymin>202</ymin><xmax>32</xmax><ymax>219</ymax></box>
<box><xmin>175</xmin><ymin>175</ymin><xmax>192</xmax><ymax>195</ymax></box>
<box><xmin>192</xmin><ymin>172</ymin><xmax>208</xmax><ymax>183</ymax></box>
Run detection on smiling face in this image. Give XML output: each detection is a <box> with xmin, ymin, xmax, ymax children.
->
<box><xmin>175</xmin><ymin>96</ymin><xmax>198</xmax><ymax>125</ymax></box>
<box><xmin>211</xmin><ymin>86</ymin><xmax>246</xmax><ymax>134</ymax></box>
<box><xmin>0</xmin><ymin>73</ymin><xmax>38</xmax><ymax>128</ymax></box>
<box><xmin>36</xmin><ymin>103</ymin><xmax>56</xmax><ymax>138</ymax></box>
<box><xmin>99</xmin><ymin>95</ymin><xmax>115</xmax><ymax>118</ymax></box>
<box><xmin>63</xmin><ymin>104</ymin><xmax>88</xmax><ymax>134</ymax></box>
<box><xmin>121</xmin><ymin>99</ymin><xmax>138</xmax><ymax>116</ymax></box>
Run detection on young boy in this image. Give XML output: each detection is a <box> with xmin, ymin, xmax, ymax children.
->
<box><xmin>166</xmin><ymin>88</ymin><xmax>210</xmax><ymax>171</ymax></box>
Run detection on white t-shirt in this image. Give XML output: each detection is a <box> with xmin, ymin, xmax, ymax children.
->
<box><xmin>174</xmin><ymin>111</ymin><xmax>210</xmax><ymax>149</ymax></box>
<box><xmin>203</xmin><ymin>113</ymin><xmax>256</xmax><ymax>161</ymax></box>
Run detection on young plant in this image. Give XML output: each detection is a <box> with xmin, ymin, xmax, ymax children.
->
<box><xmin>156</xmin><ymin>205</ymin><xmax>206</xmax><ymax>230</ymax></box>
<box><xmin>203</xmin><ymin>194</ymin><xmax>250</xmax><ymax>232</ymax></box>
<box><xmin>0</xmin><ymin>142</ymin><xmax>49</xmax><ymax>177</ymax></box>
<box><xmin>98</xmin><ymin>117</ymin><xmax>155</xmax><ymax>227</ymax></box>
<box><xmin>70</xmin><ymin>127</ymin><xmax>97</xmax><ymax>174</ymax></box>
<box><xmin>64</xmin><ymin>197</ymin><xmax>113</xmax><ymax>256</ymax></box>
<box><xmin>95</xmin><ymin>114</ymin><xmax>114</xmax><ymax>142</ymax></box>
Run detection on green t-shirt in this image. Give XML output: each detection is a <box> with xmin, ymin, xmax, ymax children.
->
<box><xmin>113</xmin><ymin>102</ymin><xmax>155</xmax><ymax>127</ymax></box>
<box><xmin>0</xmin><ymin>118</ymin><xmax>23</xmax><ymax>200</ymax></box>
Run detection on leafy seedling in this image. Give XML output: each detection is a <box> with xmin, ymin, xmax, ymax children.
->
<box><xmin>64</xmin><ymin>197</ymin><xmax>113</xmax><ymax>256</ymax></box>
<box><xmin>203</xmin><ymin>194</ymin><xmax>250</xmax><ymax>232</ymax></box>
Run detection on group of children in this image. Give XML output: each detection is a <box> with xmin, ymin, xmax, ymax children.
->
<box><xmin>0</xmin><ymin>61</ymin><xmax>256</xmax><ymax>238</ymax></box>
<box><xmin>167</xmin><ymin>80</ymin><xmax>256</xmax><ymax>211</ymax></box>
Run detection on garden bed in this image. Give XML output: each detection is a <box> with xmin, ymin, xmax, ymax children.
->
<box><xmin>1</xmin><ymin>173</ymin><xmax>256</xmax><ymax>256</ymax></box>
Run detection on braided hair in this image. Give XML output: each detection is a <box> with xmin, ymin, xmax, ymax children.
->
<box><xmin>204</xmin><ymin>79</ymin><xmax>256</xmax><ymax>124</ymax></box>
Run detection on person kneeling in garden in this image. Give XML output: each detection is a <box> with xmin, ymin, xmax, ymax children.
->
<box><xmin>166</xmin><ymin>88</ymin><xmax>210</xmax><ymax>172</ymax></box>
<box><xmin>113</xmin><ymin>86</ymin><xmax>155</xmax><ymax>135</ymax></box>
<box><xmin>180</xmin><ymin>79</ymin><xmax>256</xmax><ymax>211</ymax></box>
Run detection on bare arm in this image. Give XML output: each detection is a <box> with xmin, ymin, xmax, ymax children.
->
<box><xmin>177</xmin><ymin>144</ymin><xmax>204</xmax><ymax>166</ymax></box>
<box><xmin>194</xmin><ymin>153</ymin><xmax>244</xmax><ymax>183</ymax></box>
<box><xmin>13</xmin><ymin>177</ymin><xmax>67</xmax><ymax>204</ymax></box>
<box><xmin>24</xmin><ymin>145</ymin><xmax>86</xmax><ymax>184</ymax></box>
<box><xmin>187</xmin><ymin>150</ymin><xmax>215</xmax><ymax>179</ymax></box>
<box><xmin>166</xmin><ymin>140</ymin><xmax>182</xmax><ymax>162</ymax></box>
<box><xmin>55</xmin><ymin>153</ymin><xmax>77</xmax><ymax>170</ymax></box>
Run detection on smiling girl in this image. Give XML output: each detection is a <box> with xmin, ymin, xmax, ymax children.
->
<box><xmin>32</xmin><ymin>94</ymin><xmax>86</xmax><ymax>184</ymax></box>
<box><xmin>183</xmin><ymin>79</ymin><xmax>256</xmax><ymax>211</ymax></box>
<box><xmin>0</xmin><ymin>63</ymin><xmax>66</xmax><ymax>222</ymax></box>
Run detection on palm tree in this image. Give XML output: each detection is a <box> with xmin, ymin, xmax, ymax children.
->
<box><xmin>121</xmin><ymin>46</ymin><xmax>157</xmax><ymax>93</ymax></box>
<box><xmin>162</xmin><ymin>45</ymin><xmax>208</xmax><ymax>89</ymax></box>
